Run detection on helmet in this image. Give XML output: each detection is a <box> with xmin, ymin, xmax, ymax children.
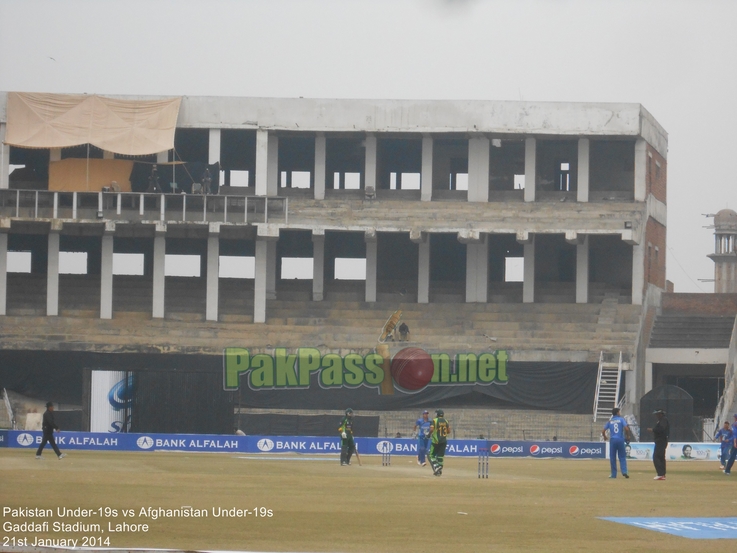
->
<box><xmin>345</xmin><ymin>408</ymin><xmax>353</xmax><ymax>417</ymax></box>
<box><xmin>436</xmin><ymin>409</ymin><xmax>444</xmax><ymax>417</ymax></box>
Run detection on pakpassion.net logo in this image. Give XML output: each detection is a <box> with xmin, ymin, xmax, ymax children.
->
<box><xmin>223</xmin><ymin>347</ymin><xmax>509</xmax><ymax>392</ymax></box>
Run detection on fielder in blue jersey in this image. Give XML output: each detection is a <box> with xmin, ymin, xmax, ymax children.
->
<box><xmin>602</xmin><ymin>407</ymin><xmax>633</xmax><ymax>479</ymax></box>
<box><xmin>715</xmin><ymin>421</ymin><xmax>733</xmax><ymax>469</ymax></box>
<box><xmin>724</xmin><ymin>414</ymin><xmax>737</xmax><ymax>475</ymax></box>
<box><xmin>413</xmin><ymin>410</ymin><xmax>432</xmax><ymax>466</ymax></box>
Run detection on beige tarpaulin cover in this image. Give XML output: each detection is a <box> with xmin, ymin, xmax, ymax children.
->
<box><xmin>49</xmin><ymin>159</ymin><xmax>133</xmax><ymax>192</ymax></box>
<box><xmin>4</xmin><ymin>92</ymin><xmax>181</xmax><ymax>156</ymax></box>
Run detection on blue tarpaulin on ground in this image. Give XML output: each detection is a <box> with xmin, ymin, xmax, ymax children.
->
<box><xmin>602</xmin><ymin>518</ymin><xmax>737</xmax><ymax>539</ymax></box>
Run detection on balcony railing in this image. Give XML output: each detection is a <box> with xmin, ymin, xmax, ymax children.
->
<box><xmin>0</xmin><ymin>190</ymin><xmax>288</xmax><ymax>225</ymax></box>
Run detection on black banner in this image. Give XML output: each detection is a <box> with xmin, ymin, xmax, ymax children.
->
<box><xmin>226</xmin><ymin>348</ymin><xmax>597</xmax><ymax>414</ymax></box>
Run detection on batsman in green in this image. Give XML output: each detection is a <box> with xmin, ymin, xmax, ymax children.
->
<box><xmin>339</xmin><ymin>408</ymin><xmax>356</xmax><ymax>466</ymax></box>
<box><xmin>428</xmin><ymin>409</ymin><xmax>450</xmax><ymax>476</ymax></box>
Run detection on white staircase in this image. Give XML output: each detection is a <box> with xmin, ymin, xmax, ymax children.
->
<box><xmin>593</xmin><ymin>351</ymin><xmax>622</xmax><ymax>422</ymax></box>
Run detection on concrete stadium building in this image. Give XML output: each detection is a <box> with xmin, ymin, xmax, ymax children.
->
<box><xmin>0</xmin><ymin>92</ymin><xmax>704</xmax><ymax>440</ymax></box>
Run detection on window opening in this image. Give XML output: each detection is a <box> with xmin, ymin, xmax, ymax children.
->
<box><xmin>59</xmin><ymin>251</ymin><xmax>87</xmax><ymax>275</ymax></box>
<box><xmin>219</xmin><ymin>256</ymin><xmax>255</xmax><ymax>279</ymax></box>
<box><xmin>165</xmin><ymin>254</ymin><xmax>200</xmax><ymax>278</ymax></box>
<box><xmin>230</xmin><ymin>170</ymin><xmax>249</xmax><ymax>187</ymax></box>
<box><xmin>334</xmin><ymin>258</ymin><xmax>366</xmax><ymax>280</ymax></box>
<box><xmin>557</xmin><ymin>162</ymin><xmax>571</xmax><ymax>191</ymax></box>
<box><xmin>7</xmin><ymin>251</ymin><xmax>31</xmax><ymax>273</ymax></box>
<box><xmin>281</xmin><ymin>257</ymin><xmax>313</xmax><ymax>279</ymax></box>
<box><xmin>113</xmin><ymin>253</ymin><xmax>144</xmax><ymax>276</ymax></box>
<box><xmin>504</xmin><ymin>257</ymin><xmax>524</xmax><ymax>282</ymax></box>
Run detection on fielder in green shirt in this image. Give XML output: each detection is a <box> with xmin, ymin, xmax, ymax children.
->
<box><xmin>428</xmin><ymin>409</ymin><xmax>451</xmax><ymax>476</ymax></box>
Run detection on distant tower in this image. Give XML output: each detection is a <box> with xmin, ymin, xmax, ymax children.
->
<box><xmin>708</xmin><ymin>209</ymin><xmax>737</xmax><ymax>293</ymax></box>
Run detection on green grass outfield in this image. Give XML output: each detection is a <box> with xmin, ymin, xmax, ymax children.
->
<box><xmin>1</xmin><ymin>449</ymin><xmax>735</xmax><ymax>552</ymax></box>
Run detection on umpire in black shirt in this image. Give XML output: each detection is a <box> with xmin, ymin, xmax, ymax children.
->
<box><xmin>36</xmin><ymin>402</ymin><xmax>66</xmax><ymax>459</ymax></box>
<box><xmin>647</xmin><ymin>409</ymin><xmax>669</xmax><ymax>480</ymax></box>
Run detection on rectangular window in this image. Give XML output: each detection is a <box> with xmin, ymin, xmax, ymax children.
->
<box><xmin>165</xmin><ymin>254</ymin><xmax>200</xmax><ymax>277</ymax></box>
<box><xmin>219</xmin><ymin>256</ymin><xmax>255</xmax><ymax>279</ymax></box>
<box><xmin>113</xmin><ymin>253</ymin><xmax>144</xmax><ymax>276</ymax></box>
<box><xmin>505</xmin><ymin>257</ymin><xmax>524</xmax><ymax>282</ymax></box>
<box><xmin>514</xmin><ymin>174</ymin><xmax>525</xmax><ymax>190</ymax></box>
<box><xmin>390</xmin><ymin>172</ymin><xmax>420</xmax><ymax>190</ymax></box>
<box><xmin>344</xmin><ymin>173</ymin><xmax>361</xmax><ymax>190</ymax></box>
<box><xmin>558</xmin><ymin>162</ymin><xmax>571</xmax><ymax>191</ymax></box>
<box><xmin>230</xmin><ymin>170</ymin><xmax>249</xmax><ymax>187</ymax></box>
<box><xmin>334</xmin><ymin>258</ymin><xmax>366</xmax><ymax>280</ymax></box>
<box><xmin>454</xmin><ymin>173</ymin><xmax>468</xmax><ymax>191</ymax></box>
<box><xmin>291</xmin><ymin>171</ymin><xmax>311</xmax><ymax>189</ymax></box>
<box><xmin>7</xmin><ymin>251</ymin><xmax>31</xmax><ymax>273</ymax></box>
<box><xmin>59</xmin><ymin>251</ymin><xmax>87</xmax><ymax>274</ymax></box>
<box><xmin>281</xmin><ymin>257</ymin><xmax>313</xmax><ymax>279</ymax></box>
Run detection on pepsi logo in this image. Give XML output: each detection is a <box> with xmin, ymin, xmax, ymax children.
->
<box><xmin>530</xmin><ymin>444</ymin><xmax>540</xmax><ymax>455</ymax></box>
<box><xmin>490</xmin><ymin>444</ymin><xmax>501</xmax><ymax>455</ymax></box>
<box><xmin>569</xmin><ymin>446</ymin><xmax>580</xmax><ymax>456</ymax></box>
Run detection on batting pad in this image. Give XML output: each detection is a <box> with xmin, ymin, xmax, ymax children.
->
<box><xmin>601</xmin><ymin>518</ymin><xmax>737</xmax><ymax>539</ymax></box>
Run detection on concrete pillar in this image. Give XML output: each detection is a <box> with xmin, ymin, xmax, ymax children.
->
<box><xmin>152</xmin><ymin>227</ymin><xmax>166</xmax><ymax>319</ymax></box>
<box><xmin>421</xmin><ymin>134</ymin><xmax>433</xmax><ymax>202</ymax></box>
<box><xmin>468</xmin><ymin>137</ymin><xmax>490</xmax><ymax>203</ymax></box>
<box><xmin>634</xmin><ymin>138</ymin><xmax>647</xmax><ymax>201</ymax></box>
<box><xmin>523</xmin><ymin>238</ymin><xmax>535</xmax><ymax>303</ymax></box>
<box><xmin>156</xmin><ymin>151</ymin><xmax>168</xmax><ymax>164</ymax></box>
<box><xmin>576</xmin><ymin>235</ymin><xmax>589</xmax><ymax>304</ymax></box>
<box><xmin>314</xmin><ymin>133</ymin><xmax>326</xmax><ymax>200</ymax></box>
<box><xmin>577</xmin><ymin>138</ymin><xmax>589</xmax><ymax>203</ymax></box>
<box><xmin>524</xmin><ymin>138</ymin><xmax>536</xmax><ymax>202</ymax></box>
<box><xmin>266</xmin><ymin>240</ymin><xmax>276</xmax><ymax>300</ymax></box>
<box><xmin>417</xmin><ymin>234</ymin><xmax>430</xmax><ymax>304</ymax></box>
<box><xmin>47</xmin><ymin>231</ymin><xmax>60</xmax><ymax>316</ymax></box>
<box><xmin>0</xmin><ymin>232</ymin><xmax>7</xmax><ymax>314</ymax></box>
<box><xmin>100</xmin><ymin>227</ymin><xmax>114</xmax><ymax>319</ymax></box>
<box><xmin>50</xmin><ymin>148</ymin><xmax>62</xmax><ymax>163</ymax></box>
<box><xmin>255</xmin><ymin>130</ymin><xmax>269</xmax><ymax>196</ymax></box>
<box><xmin>364</xmin><ymin>134</ymin><xmax>377</xmax><ymax>193</ymax></box>
<box><xmin>465</xmin><ymin>236</ymin><xmax>488</xmax><ymax>303</ymax></box>
<box><xmin>0</xmin><ymin>123</ymin><xmax>10</xmax><ymax>189</ymax></box>
<box><xmin>267</xmin><ymin>134</ymin><xmax>279</xmax><ymax>196</ymax></box>
<box><xmin>312</xmin><ymin>231</ymin><xmax>325</xmax><ymax>301</ymax></box>
<box><xmin>631</xmin><ymin>241</ymin><xmax>645</xmax><ymax>305</ymax></box>
<box><xmin>206</xmin><ymin>223</ymin><xmax>220</xmax><ymax>322</ymax></box>
<box><xmin>365</xmin><ymin>231</ymin><xmax>377</xmax><ymax>303</ymax></box>
<box><xmin>645</xmin><ymin>362</ymin><xmax>653</xmax><ymax>393</ymax></box>
<box><xmin>209</xmin><ymin>129</ymin><xmax>221</xmax><ymax>165</ymax></box>
<box><xmin>254</xmin><ymin>239</ymin><xmax>268</xmax><ymax>323</ymax></box>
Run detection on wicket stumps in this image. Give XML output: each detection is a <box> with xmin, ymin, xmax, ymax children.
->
<box><xmin>382</xmin><ymin>451</ymin><xmax>391</xmax><ymax>466</ymax></box>
<box><xmin>478</xmin><ymin>448</ymin><xmax>489</xmax><ymax>479</ymax></box>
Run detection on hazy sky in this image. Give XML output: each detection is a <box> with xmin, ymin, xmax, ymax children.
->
<box><xmin>1</xmin><ymin>0</ymin><xmax>735</xmax><ymax>292</ymax></box>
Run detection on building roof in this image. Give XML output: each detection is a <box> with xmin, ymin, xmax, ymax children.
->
<box><xmin>0</xmin><ymin>93</ymin><xmax>668</xmax><ymax>158</ymax></box>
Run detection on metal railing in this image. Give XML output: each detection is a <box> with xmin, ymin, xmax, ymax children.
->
<box><xmin>0</xmin><ymin>190</ymin><xmax>288</xmax><ymax>225</ymax></box>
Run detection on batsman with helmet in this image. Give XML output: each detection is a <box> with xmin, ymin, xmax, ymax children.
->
<box><xmin>339</xmin><ymin>408</ymin><xmax>356</xmax><ymax>466</ymax></box>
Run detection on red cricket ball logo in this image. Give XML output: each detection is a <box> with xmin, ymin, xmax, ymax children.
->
<box><xmin>390</xmin><ymin>347</ymin><xmax>434</xmax><ymax>391</ymax></box>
